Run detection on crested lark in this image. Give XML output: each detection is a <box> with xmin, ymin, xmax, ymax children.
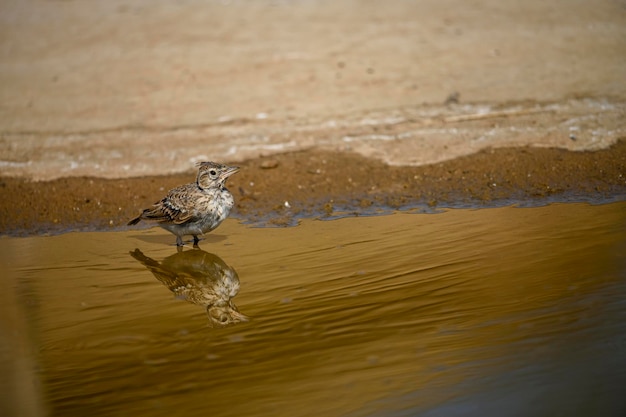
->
<box><xmin>128</xmin><ymin>162</ymin><xmax>239</xmax><ymax>246</ymax></box>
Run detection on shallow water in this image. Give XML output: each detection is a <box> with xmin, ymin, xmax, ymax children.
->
<box><xmin>2</xmin><ymin>202</ymin><xmax>626</xmax><ymax>417</ymax></box>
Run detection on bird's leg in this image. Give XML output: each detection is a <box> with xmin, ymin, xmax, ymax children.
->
<box><xmin>176</xmin><ymin>236</ymin><xmax>184</xmax><ymax>247</ymax></box>
<box><xmin>193</xmin><ymin>235</ymin><xmax>200</xmax><ymax>248</ymax></box>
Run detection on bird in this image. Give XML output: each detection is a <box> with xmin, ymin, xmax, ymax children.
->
<box><xmin>130</xmin><ymin>247</ymin><xmax>248</xmax><ymax>327</ymax></box>
<box><xmin>128</xmin><ymin>161</ymin><xmax>239</xmax><ymax>246</ymax></box>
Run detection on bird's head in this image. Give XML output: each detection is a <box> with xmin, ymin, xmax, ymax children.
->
<box><xmin>196</xmin><ymin>162</ymin><xmax>240</xmax><ymax>190</ymax></box>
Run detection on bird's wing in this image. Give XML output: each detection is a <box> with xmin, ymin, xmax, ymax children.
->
<box><xmin>129</xmin><ymin>249</ymin><xmax>206</xmax><ymax>303</ymax></box>
<box><xmin>141</xmin><ymin>184</ymin><xmax>199</xmax><ymax>224</ymax></box>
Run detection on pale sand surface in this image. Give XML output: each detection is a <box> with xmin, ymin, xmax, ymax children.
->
<box><xmin>0</xmin><ymin>0</ymin><xmax>625</xmax><ymax>180</ymax></box>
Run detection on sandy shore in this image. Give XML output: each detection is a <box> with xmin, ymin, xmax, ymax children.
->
<box><xmin>1</xmin><ymin>0</ymin><xmax>625</xmax><ymax>235</ymax></box>
<box><xmin>2</xmin><ymin>141</ymin><xmax>625</xmax><ymax>235</ymax></box>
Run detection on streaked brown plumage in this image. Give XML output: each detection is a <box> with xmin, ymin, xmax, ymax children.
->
<box><xmin>130</xmin><ymin>248</ymin><xmax>248</xmax><ymax>327</ymax></box>
<box><xmin>128</xmin><ymin>161</ymin><xmax>239</xmax><ymax>246</ymax></box>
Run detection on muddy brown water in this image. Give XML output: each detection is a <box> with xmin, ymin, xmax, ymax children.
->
<box><xmin>2</xmin><ymin>202</ymin><xmax>626</xmax><ymax>417</ymax></box>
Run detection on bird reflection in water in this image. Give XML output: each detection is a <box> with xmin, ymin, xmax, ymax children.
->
<box><xmin>130</xmin><ymin>248</ymin><xmax>248</xmax><ymax>327</ymax></box>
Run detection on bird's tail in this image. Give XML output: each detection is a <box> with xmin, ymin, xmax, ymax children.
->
<box><xmin>127</xmin><ymin>215</ymin><xmax>142</xmax><ymax>226</ymax></box>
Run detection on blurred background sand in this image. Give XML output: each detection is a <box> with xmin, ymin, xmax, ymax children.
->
<box><xmin>1</xmin><ymin>0</ymin><xmax>625</xmax><ymax>180</ymax></box>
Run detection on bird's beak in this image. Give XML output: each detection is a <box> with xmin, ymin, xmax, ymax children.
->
<box><xmin>221</xmin><ymin>165</ymin><xmax>240</xmax><ymax>180</ymax></box>
<box><xmin>229</xmin><ymin>306</ymin><xmax>249</xmax><ymax>322</ymax></box>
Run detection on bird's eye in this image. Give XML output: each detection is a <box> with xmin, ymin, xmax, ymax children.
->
<box><xmin>209</xmin><ymin>169</ymin><xmax>217</xmax><ymax>176</ymax></box>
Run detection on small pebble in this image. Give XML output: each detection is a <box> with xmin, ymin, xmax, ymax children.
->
<box><xmin>261</xmin><ymin>160</ymin><xmax>279</xmax><ymax>169</ymax></box>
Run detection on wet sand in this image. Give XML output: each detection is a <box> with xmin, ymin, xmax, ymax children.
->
<box><xmin>2</xmin><ymin>140</ymin><xmax>626</xmax><ymax>235</ymax></box>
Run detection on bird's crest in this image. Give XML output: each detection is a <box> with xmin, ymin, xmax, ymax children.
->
<box><xmin>195</xmin><ymin>161</ymin><xmax>220</xmax><ymax>169</ymax></box>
